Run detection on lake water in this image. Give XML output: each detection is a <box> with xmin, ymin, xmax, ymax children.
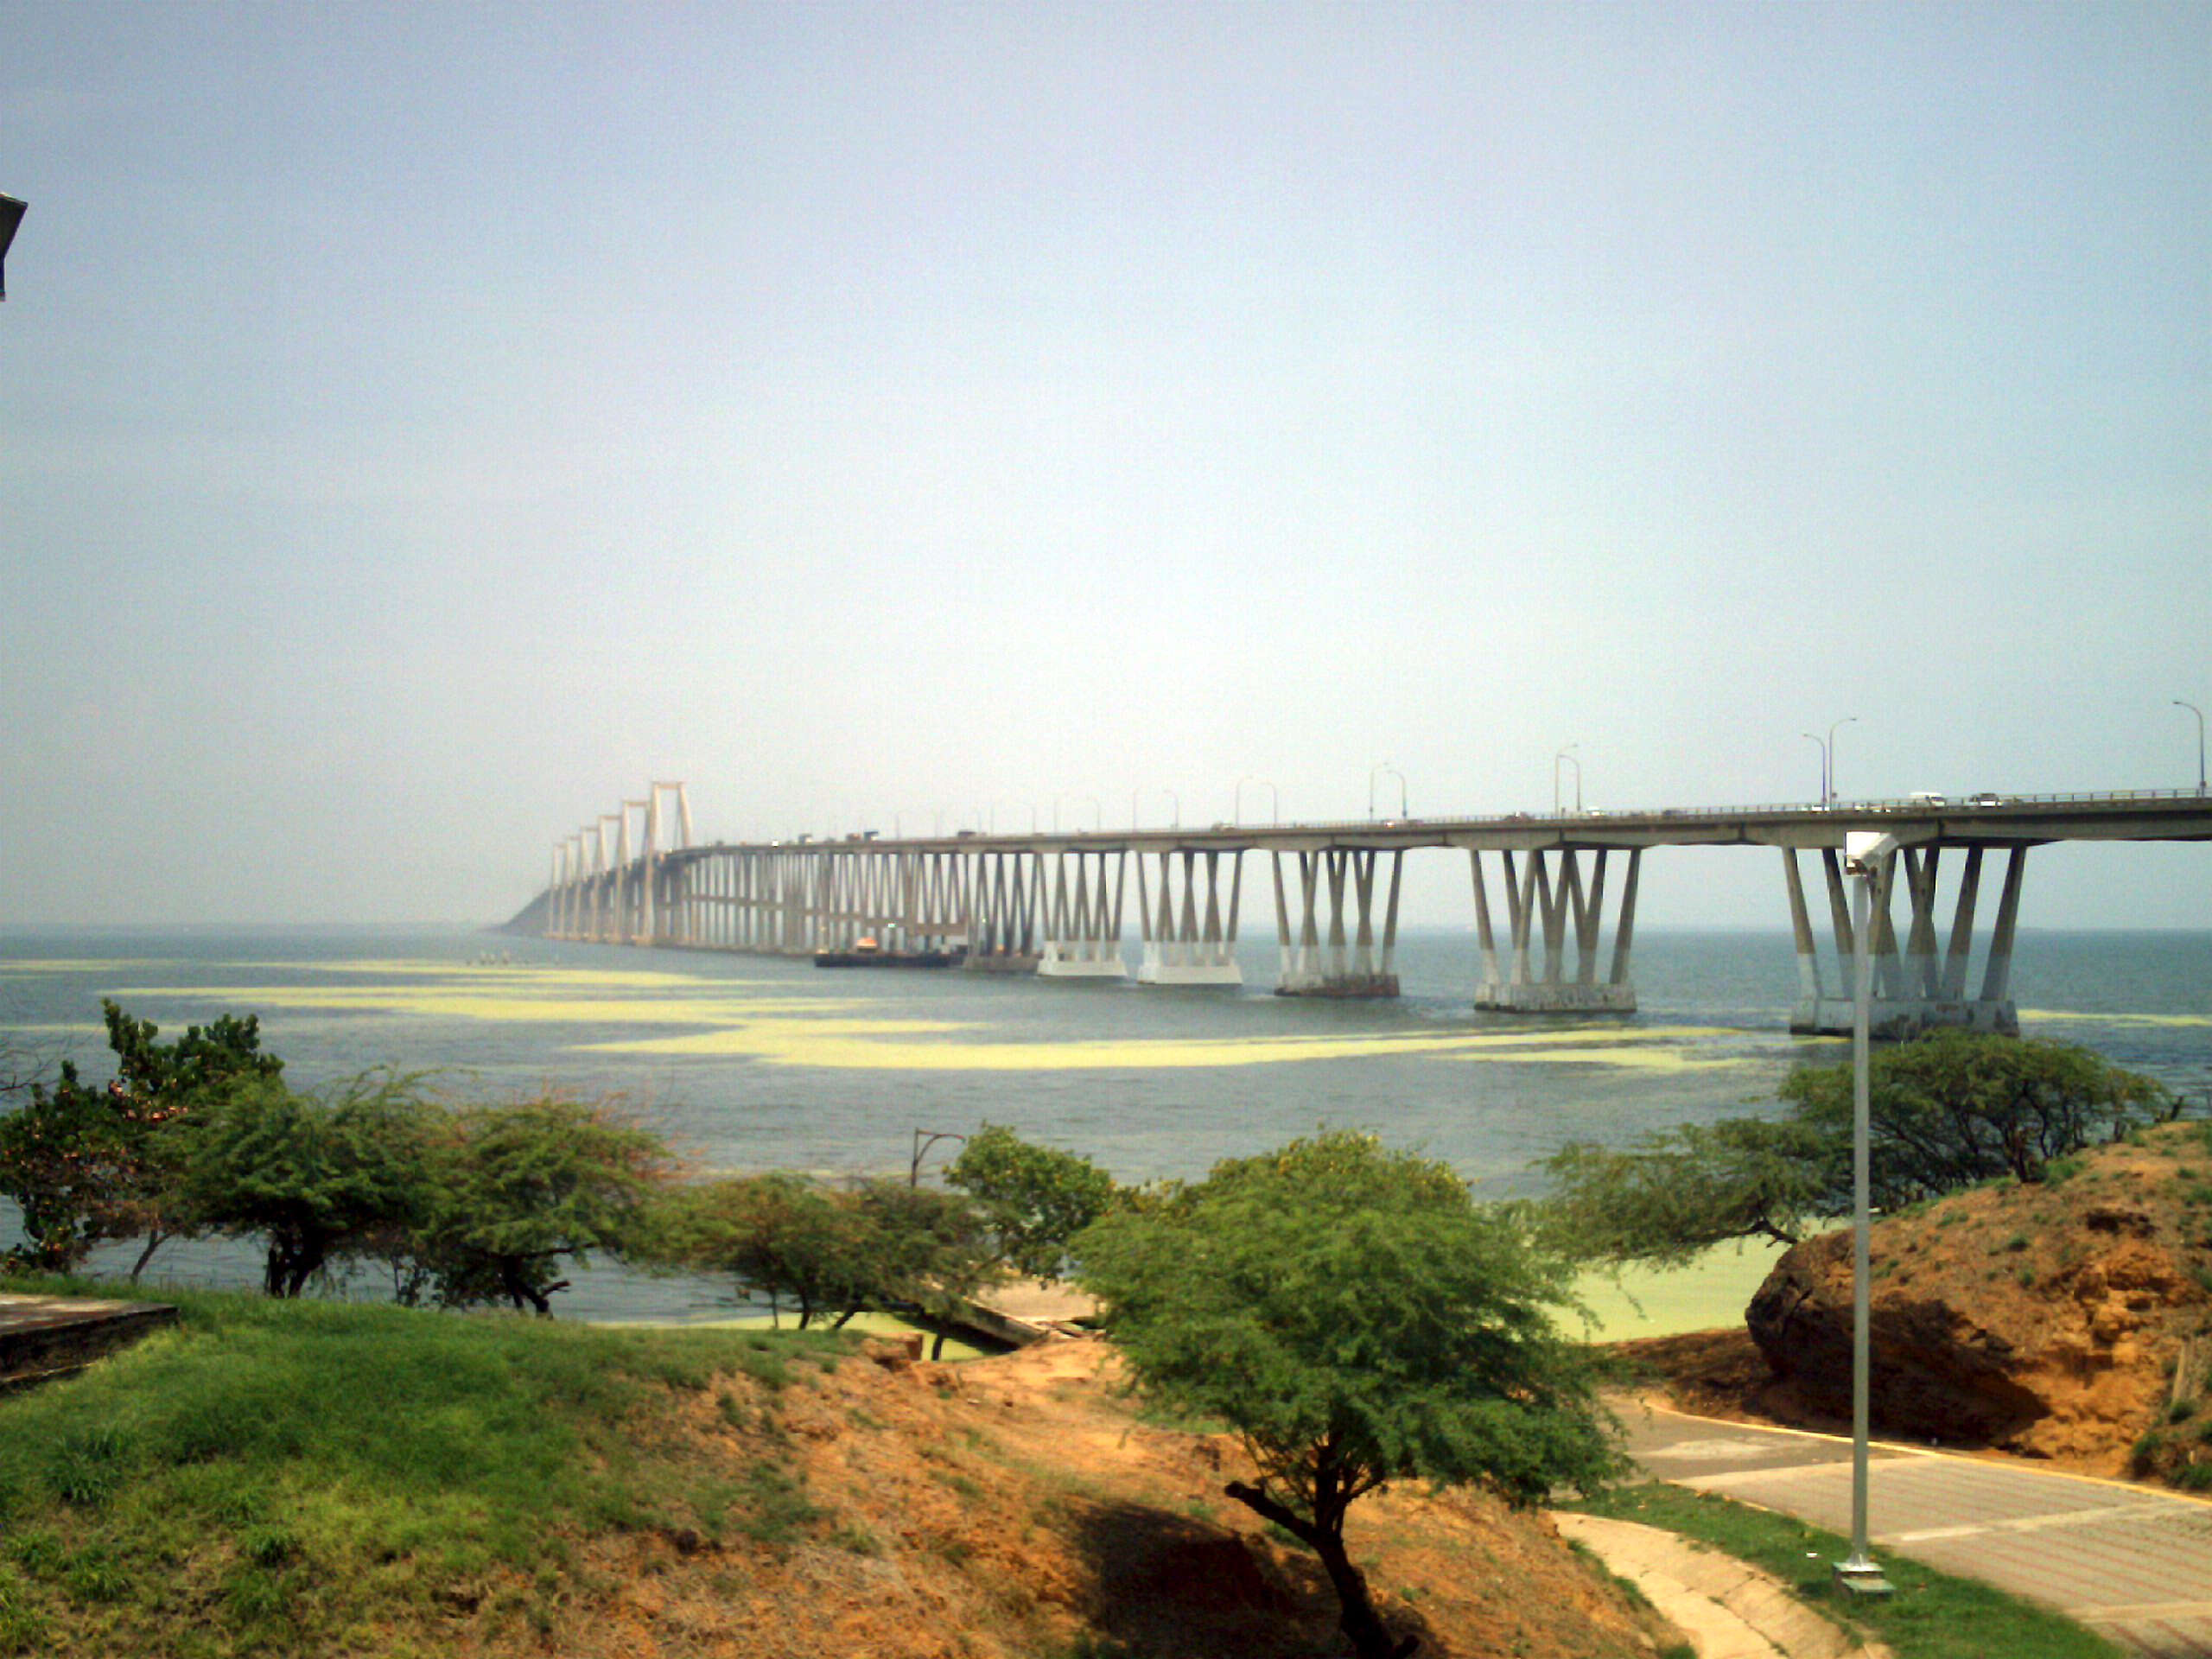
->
<box><xmin>3</xmin><ymin>925</ymin><xmax>2206</xmax><ymax>1324</ymax></box>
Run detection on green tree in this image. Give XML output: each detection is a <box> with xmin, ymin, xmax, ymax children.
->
<box><xmin>944</xmin><ymin>1122</ymin><xmax>1118</xmax><ymax>1279</ymax></box>
<box><xmin>652</xmin><ymin>1173</ymin><xmax>995</xmax><ymax>1330</ymax></box>
<box><xmin>847</xmin><ymin>1178</ymin><xmax>999</xmax><ymax>1323</ymax></box>
<box><xmin>655</xmin><ymin>1174</ymin><xmax>875</xmax><ymax>1329</ymax></box>
<box><xmin>172</xmin><ymin>1073</ymin><xmax>437</xmax><ymax>1297</ymax></box>
<box><xmin>415</xmin><ymin>1097</ymin><xmax>671</xmax><ymax>1315</ymax></box>
<box><xmin>0</xmin><ymin>1001</ymin><xmax>282</xmax><ymax>1276</ymax></box>
<box><xmin>1783</xmin><ymin>1029</ymin><xmax>2176</xmax><ymax>1206</ymax></box>
<box><xmin>1541</xmin><ymin>1032</ymin><xmax>2177</xmax><ymax>1267</ymax></box>
<box><xmin>1536</xmin><ymin>1116</ymin><xmax>1840</xmax><ymax>1266</ymax></box>
<box><xmin>1076</xmin><ymin>1131</ymin><xmax>1619</xmax><ymax>1659</ymax></box>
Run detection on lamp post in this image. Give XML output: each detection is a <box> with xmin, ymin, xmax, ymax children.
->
<box><xmin>909</xmin><ymin>1129</ymin><xmax>967</xmax><ymax>1187</ymax></box>
<box><xmin>1554</xmin><ymin>746</ymin><xmax>1581</xmax><ymax>815</ymax></box>
<box><xmin>2176</xmin><ymin>701</ymin><xmax>2207</xmax><ymax>795</ymax></box>
<box><xmin>1371</xmin><ymin>765</ymin><xmax>1407</xmax><ymax>823</ymax></box>
<box><xmin>1836</xmin><ymin>830</ymin><xmax>1897</xmax><ymax>1599</ymax></box>
<box><xmin>1828</xmin><ymin>716</ymin><xmax>1859</xmax><ymax>805</ymax></box>
<box><xmin>1368</xmin><ymin>763</ymin><xmax>1406</xmax><ymax>821</ymax></box>
<box><xmin>1802</xmin><ymin>733</ymin><xmax>1829</xmax><ymax>805</ymax></box>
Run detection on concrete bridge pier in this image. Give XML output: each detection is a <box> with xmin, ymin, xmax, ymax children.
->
<box><xmin>965</xmin><ymin>849</ymin><xmax>1042</xmax><ymax>973</ymax></box>
<box><xmin>1470</xmin><ymin>847</ymin><xmax>1638</xmax><ymax>1014</ymax></box>
<box><xmin>1038</xmin><ymin>849</ymin><xmax>1128</xmax><ymax>978</ymax></box>
<box><xmin>1136</xmin><ymin>849</ymin><xmax>1243</xmax><ymax>985</ymax></box>
<box><xmin>1270</xmin><ymin>848</ymin><xmax>1402</xmax><ymax>996</ymax></box>
<box><xmin>1785</xmin><ymin>843</ymin><xmax>2024</xmax><ymax>1038</ymax></box>
<box><xmin>590</xmin><ymin>815</ymin><xmax>620</xmax><ymax>944</ymax></box>
<box><xmin>897</xmin><ymin>849</ymin><xmax>973</xmax><ymax>958</ymax></box>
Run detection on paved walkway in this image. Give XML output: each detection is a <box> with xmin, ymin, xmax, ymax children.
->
<box><xmin>1554</xmin><ymin>1510</ymin><xmax>1889</xmax><ymax>1659</ymax></box>
<box><xmin>1615</xmin><ymin>1398</ymin><xmax>2212</xmax><ymax>1658</ymax></box>
<box><xmin>0</xmin><ymin>1292</ymin><xmax>175</xmax><ymax>1388</ymax></box>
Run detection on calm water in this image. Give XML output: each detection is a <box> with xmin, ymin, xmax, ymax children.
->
<box><xmin>3</xmin><ymin>925</ymin><xmax>2206</xmax><ymax>1320</ymax></box>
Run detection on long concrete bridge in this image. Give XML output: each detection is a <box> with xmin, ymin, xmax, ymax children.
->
<box><xmin>510</xmin><ymin>784</ymin><xmax>2211</xmax><ymax>1038</ymax></box>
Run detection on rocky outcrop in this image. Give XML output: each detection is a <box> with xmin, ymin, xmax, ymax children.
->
<box><xmin>1746</xmin><ymin>1230</ymin><xmax>2049</xmax><ymax>1442</ymax></box>
<box><xmin>1743</xmin><ymin>1126</ymin><xmax>2212</xmax><ymax>1470</ymax></box>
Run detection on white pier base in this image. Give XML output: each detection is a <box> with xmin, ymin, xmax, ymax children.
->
<box><xmin>1037</xmin><ymin>941</ymin><xmax>1127</xmax><ymax>979</ymax></box>
<box><xmin>1137</xmin><ymin>942</ymin><xmax>1243</xmax><ymax>986</ymax></box>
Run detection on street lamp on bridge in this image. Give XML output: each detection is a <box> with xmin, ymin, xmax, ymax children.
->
<box><xmin>1369</xmin><ymin>763</ymin><xmax>1406</xmax><ymax>822</ymax></box>
<box><xmin>2176</xmin><ymin>701</ymin><xmax>2207</xmax><ymax>796</ymax></box>
<box><xmin>1553</xmin><ymin>746</ymin><xmax>1581</xmax><ymax>816</ymax></box>
<box><xmin>1802</xmin><ymin>732</ymin><xmax>1830</xmax><ymax>804</ymax></box>
<box><xmin>1828</xmin><ymin>716</ymin><xmax>1859</xmax><ymax>804</ymax></box>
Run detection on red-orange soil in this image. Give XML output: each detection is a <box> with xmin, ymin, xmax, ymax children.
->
<box><xmin>1618</xmin><ymin>1120</ymin><xmax>2212</xmax><ymax>1488</ymax></box>
<box><xmin>465</xmin><ymin>1338</ymin><xmax>1677</xmax><ymax>1659</ymax></box>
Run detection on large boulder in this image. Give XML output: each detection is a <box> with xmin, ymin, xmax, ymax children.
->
<box><xmin>1745</xmin><ymin>1228</ymin><xmax>2047</xmax><ymax>1443</ymax></box>
<box><xmin>1743</xmin><ymin>1141</ymin><xmax>2211</xmax><ymax>1471</ymax></box>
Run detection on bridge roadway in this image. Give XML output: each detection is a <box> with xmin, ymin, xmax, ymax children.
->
<box><xmin>522</xmin><ymin>787</ymin><xmax>2212</xmax><ymax>1036</ymax></box>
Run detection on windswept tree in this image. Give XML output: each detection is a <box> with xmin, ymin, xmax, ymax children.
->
<box><xmin>1536</xmin><ymin>1116</ymin><xmax>1840</xmax><ymax>1266</ymax></box>
<box><xmin>1541</xmin><ymin>1032</ymin><xmax>2178</xmax><ymax>1268</ymax></box>
<box><xmin>1077</xmin><ymin>1131</ymin><xmax>1619</xmax><ymax>1659</ymax></box>
<box><xmin>1783</xmin><ymin>1029</ymin><xmax>2177</xmax><ymax>1206</ymax></box>
<box><xmin>172</xmin><ymin>1072</ymin><xmax>438</xmax><ymax>1297</ymax></box>
<box><xmin>944</xmin><ymin>1122</ymin><xmax>1118</xmax><ymax>1279</ymax></box>
<box><xmin>415</xmin><ymin>1096</ymin><xmax>671</xmax><ymax>1315</ymax></box>
<box><xmin>653</xmin><ymin>1173</ymin><xmax>995</xmax><ymax>1330</ymax></box>
<box><xmin>0</xmin><ymin>1001</ymin><xmax>283</xmax><ymax>1275</ymax></box>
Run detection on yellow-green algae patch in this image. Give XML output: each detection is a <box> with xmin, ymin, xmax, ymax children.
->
<box><xmin>114</xmin><ymin>987</ymin><xmax>871</xmax><ymax>1027</ymax></box>
<box><xmin>1440</xmin><ymin>1045</ymin><xmax>1751</xmax><ymax>1073</ymax></box>
<box><xmin>2019</xmin><ymin>1008</ymin><xmax>2211</xmax><ymax>1028</ymax></box>
<box><xmin>0</xmin><ymin>959</ymin><xmax>174</xmax><ymax>975</ymax></box>
<box><xmin>1573</xmin><ymin>1239</ymin><xmax>1791</xmax><ymax>1341</ymax></box>
<box><xmin>248</xmin><ymin>960</ymin><xmax>806</xmax><ymax>992</ymax></box>
<box><xmin>585</xmin><ymin>1023</ymin><xmax>1746</xmax><ymax>1073</ymax></box>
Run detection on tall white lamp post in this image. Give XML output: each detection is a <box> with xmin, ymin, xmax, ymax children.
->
<box><xmin>2177</xmin><ymin>701</ymin><xmax>2207</xmax><ymax>796</ymax></box>
<box><xmin>1837</xmin><ymin>829</ymin><xmax>1897</xmax><ymax>1599</ymax></box>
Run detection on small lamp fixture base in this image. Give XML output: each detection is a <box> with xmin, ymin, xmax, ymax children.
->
<box><xmin>1832</xmin><ymin>1559</ymin><xmax>1894</xmax><ymax>1599</ymax></box>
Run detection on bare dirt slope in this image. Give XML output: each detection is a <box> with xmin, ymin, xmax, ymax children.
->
<box><xmin>1620</xmin><ymin>1120</ymin><xmax>2212</xmax><ymax>1487</ymax></box>
<box><xmin>535</xmin><ymin>1337</ymin><xmax>1679</xmax><ymax>1659</ymax></box>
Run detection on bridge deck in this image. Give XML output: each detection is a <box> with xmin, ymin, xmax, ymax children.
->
<box><xmin>664</xmin><ymin>791</ymin><xmax>2212</xmax><ymax>861</ymax></box>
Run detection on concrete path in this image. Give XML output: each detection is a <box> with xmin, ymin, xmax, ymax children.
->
<box><xmin>1555</xmin><ymin>1510</ymin><xmax>1889</xmax><ymax>1659</ymax></box>
<box><xmin>1615</xmin><ymin>1398</ymin><xmax>2212</xmax><ymax>1658</ymax></box>
<box><xmin>0</xmin><ymin>1292</ymin><xmax>175</xmax><ymax>1389</ymax></box>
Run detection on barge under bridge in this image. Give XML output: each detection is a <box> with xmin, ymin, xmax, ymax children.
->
<box><xmin>509</xmin><ymin>784</ymin><xmax>2212</xmax><ymax>1039</ymax></box>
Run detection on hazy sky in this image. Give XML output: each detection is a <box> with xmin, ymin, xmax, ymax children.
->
<box><xmin>3</xmin><ymin>2</ymin><xmax>2206</xmax><ymax>931</ymax></box>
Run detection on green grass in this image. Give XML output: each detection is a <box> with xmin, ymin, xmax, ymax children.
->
<box><xmin>0</xmin><ymin>1274</ymin><xmax>854</xmax><ymax>1656</ymax></box>
<box><xmin>1563</xmin><ymin>1483</ymin><xmax>2128</xmax><ymax>1659</ymax></box>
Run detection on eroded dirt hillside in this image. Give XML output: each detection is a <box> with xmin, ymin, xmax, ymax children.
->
<box><xmin>537</xmin><ymin>1338</ymin><xmax>1675</xmax><ymax>1659</ymax></box>
<box><xmin>1624</xmin><ymin>1119</ymin><xmax>2212</xmax><ymax>1487</ymax></box>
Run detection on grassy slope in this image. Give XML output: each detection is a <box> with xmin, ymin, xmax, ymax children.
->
<box><xmin>0</xmin><ymin>1275</ymin><xmax>2139</xmax><ymax>1659</ymax></box>
<box><xmin>0</xmin><ymin>1277</ymin><xmax>849</xmax><ymax>1656</ymax></box>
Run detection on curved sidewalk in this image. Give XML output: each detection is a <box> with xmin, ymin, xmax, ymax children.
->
<box><xmin>1616</xmin><ymin>1399</ymin><xmax>2212</xmax><ymax>1658</ymax></box>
